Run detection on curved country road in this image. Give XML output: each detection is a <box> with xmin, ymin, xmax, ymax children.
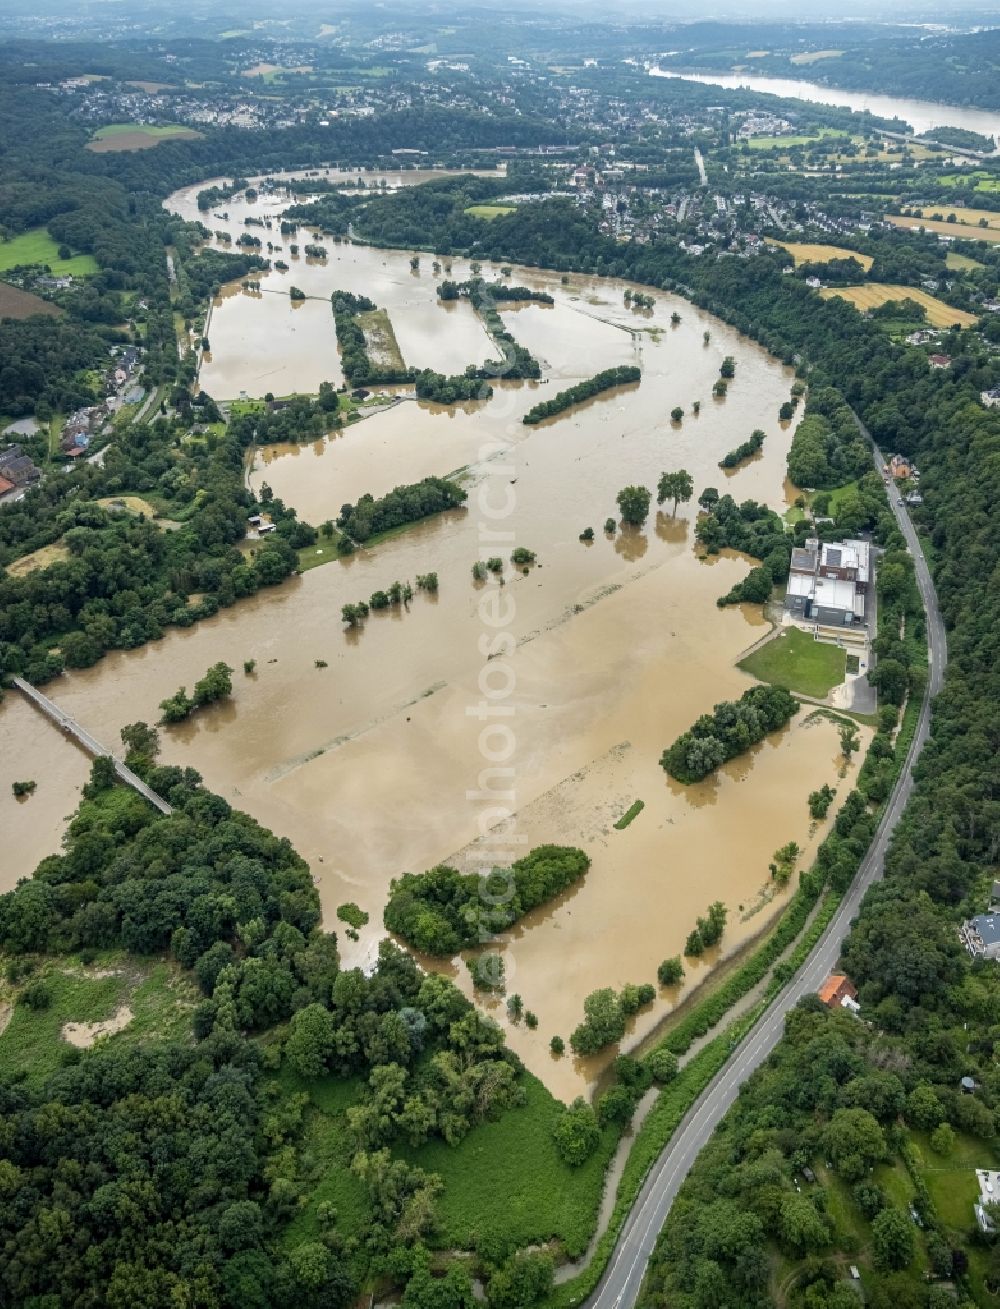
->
<box><xmin>587</xmin><ymin>426</ymin><xmax>947</xmax><ymax>1309</ymax></box>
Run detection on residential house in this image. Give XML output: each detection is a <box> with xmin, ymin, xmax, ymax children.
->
<box><xmin>959</xmin><ymin>912</ymin><xmax>1000</xmax><ymax>961</ymax></box>
<box><xmin>974</xmin><ymin>1170</ymin><xmax>999</xmax><ymax>1233</ymax></box>
<box><xmin>818</xmin><ymin>974</ymin><xmax>860</xmax><ymax>1011</ymax></box>
<box><xmin>784</xmin><ymin>537</ymin><xmax>871</xmax><ymax>627</ymax></box>
<box><xmin>885</xmin><ymin>453</ymin><xmax>916</xmax><ymax>480</ymax></box>
<box><xmin>0</xmin><ymin>445</ymin><xmax>41</xmax><ymax>489</ymax></box>
<box><xmin>928</xmin><ymin>354</ymin><xmax>951</xmax><ymax>369</ymax></box>
<box><xmin>981</xmin><ymin>387</ymin><xmax>1000</xmax><ymax>408</ymax></box>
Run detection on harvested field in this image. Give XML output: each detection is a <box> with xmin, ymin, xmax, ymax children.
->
<box><xmin>790</xmin><ymin>49</ymin><xmax>844</xmax><ymax>64</ymax></box>
<box><xmin>774</xmin><ymin>241</ymin><xmax>873</xmax><ymax>270</ymax></box>
<box><xmin>819</xmin><ymin>283</ymin><xmax>977</xmax><ymax>328</ymax></box>
<box><xmin>887</xmin><ymin>214</ymin><xmax>1000</xmax><ymax>244</ymax></box>
<box><xmin>242</xmin><ymin>63</ymin><xmax>313</xmax><ymax>77</ymax></box>
<box><xmin>96</xmin><ymin>495</ymin><xmax>159</xmax><ymax>519</ymax></box>
<box><xmin>357</xmin><ymin>308</ymin><xmax>406</xmax><ymax>372</ymax></box>
<box><xmin>5</xmin><ymin>543</ymin><xmax>70</xmax><ymax>577</ymax></box>
<box><xmin>0</xmin><ymin>283</ymin><xmax>61</xmax><ymax>320</ymax></box>
<box><xmin>87</xmin><ymin>123</ymin><xmax>201</xmax><ymax>152</ymax></box>
<box><xmin>919</xmin><ymin>205</ymin><xmax>1000</xmax><ymax>229</ymax></box>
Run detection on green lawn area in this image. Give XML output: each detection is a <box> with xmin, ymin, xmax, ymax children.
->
<box><xmin>278</xmin><ymin>1067</ymin><xmax>613</xmax><ymax>1259</ymax></box>
<box><xmin>465</xmin><ymin>204</ymin><xmax>517</xmax><ymax>220</ymax></box>
<box><xmin>402</xmin><ymin>1073</ymin><xmax>615</xmax><ymax>1257</ymax></box>
<box><xmin>0</xmin><ymin>954</ymin><xmax>196</xmax><ymax>1087</ymax></box>
<box><xmin>739</xmin><ymin>627</ymin><xmax>847</xmax><ymax>698</ymax></box>
<box><xmin>0</xmin><ymin>227</ymin><xmax>97</xmax><ymax>276</ymax></box>
<box><xmin>945</xmin><ymin>251</ymin><xmax>985</xmax><ymax>271</ymax></box>
<box><xmin>825</xmin><ymin>480</ymin><xmax>861</xmax><ymax>517</ymax></box>
<box><xmin>745</xmin><ymin>129</ymin><xmax>848</xmax><ymax>150</ymax></box>
<box><xmin>298</xmin><ymin>535</ymin><xmax>343</xmax><ymax>572</ymax></box>
<box><xmin>92</xmin><ymin>123</ymin><xmax>194</xmax><ymax>140</ymax></box>
<box><xmin>910</xmin><ymin>1127</ymin><xmax>992</xmax><ymax>1231</ymax></box>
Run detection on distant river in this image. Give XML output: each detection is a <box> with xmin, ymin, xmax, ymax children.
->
<box><xmin>651</xmin><ymin>68</ymin><xmax>1000</xmax><ymax>149</ymax></box>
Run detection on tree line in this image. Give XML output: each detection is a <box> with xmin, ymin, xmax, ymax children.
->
<box><xmin>522</xmin><ymin>365</ymin><xmax>642</xmax><ymax>426</ymax></box>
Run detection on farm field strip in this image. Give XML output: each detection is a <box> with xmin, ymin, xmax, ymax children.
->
<box><xmin>818</xmin><ymin>282</ymin><xmax>977</xmax><ymax>327</ymax></box>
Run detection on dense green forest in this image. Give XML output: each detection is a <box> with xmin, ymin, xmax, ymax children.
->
<box><xmin>383</xmin><ymin>846</ymin><xmax>590</xmax><ymax>955</ymax></box>
<box><xmin>0</xmin><ymin>753</ymin><xmax>569</xmax><ymax>1307</ymax></box>
<box><xmin>660</xmin><ymin>685</ymin><xmax>800</xmax><ymax>784</ymax></box>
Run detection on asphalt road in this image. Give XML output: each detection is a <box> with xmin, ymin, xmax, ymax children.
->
<box><xmin>587</xmin><ymin>426</ymin><xmax>946</xmax><ymax>1309</ymax></box>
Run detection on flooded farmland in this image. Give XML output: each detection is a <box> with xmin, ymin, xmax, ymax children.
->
<box><xmin>0</xmin><ymin>171</ymin><xmax>867</xmax><ymax>1098</ymax></box>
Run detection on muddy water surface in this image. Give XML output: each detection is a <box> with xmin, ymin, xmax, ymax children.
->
<box><xmin>0</xmin><ymin>176</ymin><xmax>854</xmax><ymax>1099</ymax></box>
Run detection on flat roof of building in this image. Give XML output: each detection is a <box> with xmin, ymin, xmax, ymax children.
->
<box><xmin>786</xmin><ymin>572</ymin><xmax>814</xmax><ymax>598</ymax></box>
<box><xmin>814</xmin><ymin>575</ymin><xmax>861</xmax><ymax>614</ymax></box>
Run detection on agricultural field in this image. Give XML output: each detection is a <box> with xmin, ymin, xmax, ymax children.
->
<box><xmin>887</xmin><ymin>214</ymin><xmax>1000</xmax><ymax>245</ymax></box>
<box><xmin>0</xmin><ymin>283</ymin><xmax>61</xmax><ymax>319</ymax></box>
<box><xmin>789</xmin><ymin>48</ymin><xmax>844</xmax><ymax>63</ymax></box>
<box><xmin>242</xmin><ymin>63</ymin><xmax>314</xmax><ymax>80</ymax></box>
<box><xmin>0</xmin><ymin>227</ymin><xmax>97</xmax><ymax>275</ymax></box>
<box><xmin>465</xmin><ymin>203</ymin><xmax>517</xmax><ymax>219</ymax></box>
<box><xmin>774</xmin><ymin>241</ymin><xmax>874</xmax><ymax>270</ymax></box>
<box><xmin>86</xmin><ymin>123</ymin><xmax>202</xmax><ymax>152</ymax></box>
<box><xmin>819</xmin><ymin>282</ymin><xmax>977</xmax><ymax>327</ymax></box>
<box><xmin>921</xmin><ymin>205</ymin><xmax>1000</xmax><ymax>227</ymax></box>
<box><xmin>357</xmin><ymin>307</ymin><xmax>406</xmax><ymax>371</ymax></box>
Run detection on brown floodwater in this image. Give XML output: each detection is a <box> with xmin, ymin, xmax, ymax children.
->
<box><xmin>0</xmin><ymin>176</ymin><xmax>864</xmax><ymax>1100</ymax></box>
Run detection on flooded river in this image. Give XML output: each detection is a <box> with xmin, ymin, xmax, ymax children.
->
<box><xmin>651</xmin><ymin>68</ymin><xmax>1000</xmax><ymax>148</ymax></box>
<box><xmin>0</xmin><ymin>171</ymin><xmax>867</xmax><ymax>1098</ymax></box>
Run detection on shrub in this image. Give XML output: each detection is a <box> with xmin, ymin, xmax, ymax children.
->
<box><xmin>657</xmin><ymin>956</ymin><xmax>684</xmax><ymax>986</ymax></box>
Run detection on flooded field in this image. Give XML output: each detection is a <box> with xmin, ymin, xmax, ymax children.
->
<box><xmin>0</xmin><ymin>173</ymin><xmax>865</xmax><ymax>1098</ymax></box>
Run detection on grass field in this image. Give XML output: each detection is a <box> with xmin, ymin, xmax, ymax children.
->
<box><xmin>96</xmin><ymin>495</ymin><xmax>159</xmax><ymax>519</ymax></box>
<box><xmin>0</xmin><ymin>228</ymin><xmax>97</xmax><ymax>276</ymax></box>
<box><xmin>402</xmin><ymin>1073</ymin><xmax>616</xmax><ymax>1256</ymax></box>
<box><xmin>0</xmin><ymin>283</ymin><xmax>62</xmax><ymax>319</ymax></box>
<box><xmin>279</xmin><ymin>1066</ymin><xmax>613</xmax><ymax>1259</ymax></box>
<box><xmin>744</xmin><ymin>129</ymin><xmax>848</xmax><ymax>150</ymax></box>
<box><xmin>5</xmin><ymin>542</ymin><xmax>70</xmax><ymax>577</ymax></box>
<box><xmin>86</xmin><ymin>123</ymin><xmax>202</xmax><ymax>153</ymax></box>
<box><xmin>358</xmin><ymin>307</ymin><xmax>406</xmax><ymax>371</ymax></box>
<box><xmin>819</xmin><ymin>282</ymin><xmax>977</xmax><ymax>327</ymax></box>
<box><xmin>297</xmin><ymin>536</ymin><xmax>343</xmax><ymax>572</ymax></box>
<box><xmin>0</xmin><ymin>956</ymin><xmax>196</xmax><ymax>1087</ymax></box>
<box><xmin>739</xmin><ymin>627</ymin><xmax>847</xmax><ymax>698</ymax></box>
<box><xmin>909</xmin><ymin>1128</ymin><xmax>985</xmax><ymax>1231</ymax></box>
<box><xmin>937</xmin><ymin>171</ymin><xmax>1000</xmax><ymax>192</ymax></box>
<box><xmin>887</xmin><ymin>214</ymin><xmax>1000</xmax><ymax>245</ymax></box>
<box><xmin>946</xmin><ymin>251</ymin><xmax>985</xmax><ymax>271</ymax></box>
<box><xmin>774</xmin><ymin>241</ymin><xmax>873</xmax><ymax>270</ymax></box>
<box><xmin>465</xmin><ymin>204</ymin><xmax>517</xmax><ymax>219</ymax></box>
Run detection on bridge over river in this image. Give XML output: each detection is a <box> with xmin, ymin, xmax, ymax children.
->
<box><xmin>10</xmin><ymin>676</ymin><xmax>172</xmax><ymax>817</ymax></box>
